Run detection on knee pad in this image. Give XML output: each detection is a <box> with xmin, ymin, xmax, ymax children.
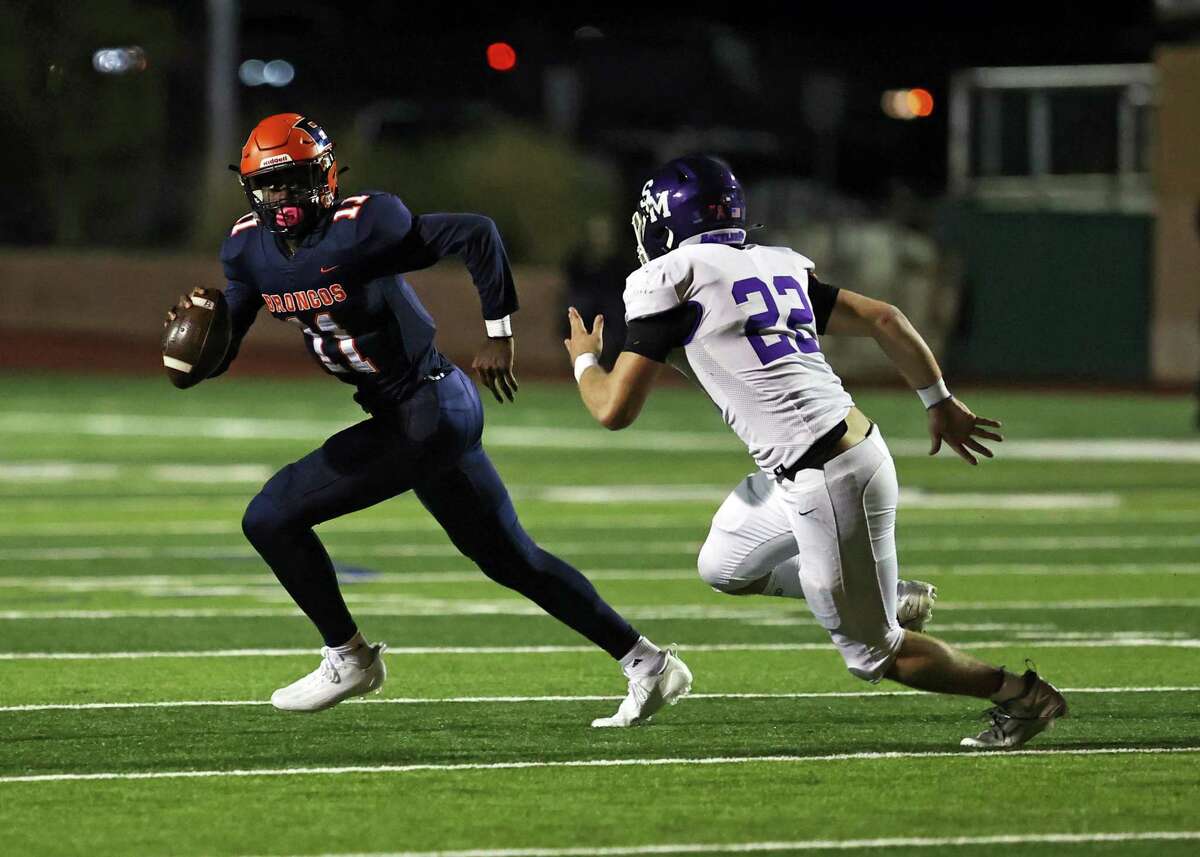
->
<box><xmin>696</xmin><ymin>536</ymin><xmax>736</xmax><ymax>593</ymax></box>
<box><xmin>241</xmin><ymin>492</ymin><xmax>288</xmax><ymax>546</ymax></box>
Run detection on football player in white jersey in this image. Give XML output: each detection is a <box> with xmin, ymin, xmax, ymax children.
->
<box><xmin>564</xmin><ymin>155</ymin><xmax>1068</xmax><ymax>749</ymax></box>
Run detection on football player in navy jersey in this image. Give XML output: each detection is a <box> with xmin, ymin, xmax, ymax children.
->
<box><xmin>166</xmin><ymin>113</ymin><xmax>691</xmax><ymax>725</ymax></box>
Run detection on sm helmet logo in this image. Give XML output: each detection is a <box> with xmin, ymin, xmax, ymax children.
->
<box><xmin>638</xmin><ymin>180</ymin><xmax>671</xmax><ymax>223</ymax></box>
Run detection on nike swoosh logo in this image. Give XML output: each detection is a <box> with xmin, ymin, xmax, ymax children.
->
<box><xmin>320</xmin><ymin>265</ymin><xmax>340</xmax><ymax>273</ymax></box>
<box><xmin>798</xmin><ymin>508</ymin><xmax>817</xmax><ymax>516</ymax></box>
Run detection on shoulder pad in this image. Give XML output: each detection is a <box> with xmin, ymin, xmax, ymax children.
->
<box><xmin>771</xmin><ymin>246</ymin><xmax>814</xmax><ymax>269</ymax></box>
<box><xmin>229</xmin><ymin>212</ymin><xmax>258</xmax><ymax>237</ymax></box>
<box><xmin>624</xmin><ymin>252</ymin><xmax>693</xmax><ymax>321</ymax></box>
<box><xmin>791</xmin><ymin>250</ymin><xmax>816</xmax><ymax>269</ymax></box>
<box><xmin>331</xmin><ymin>191</ymin><xmax>413</xmax><ymax>255</ymax></box>
<box><xmin>331</xmin><ymin>193</ymin><xmax>372</xmax><ymax>223</ymax></box>
<box><xmin>220</xmin><ymin>213</ymin><xmax>259</xmax><ymax>271</ymax></box>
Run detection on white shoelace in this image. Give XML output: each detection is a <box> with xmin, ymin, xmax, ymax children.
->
<box><xmin>317</xmin><ymin>647</ymin><xmax>342</xmax><ymax>684</ymax></box>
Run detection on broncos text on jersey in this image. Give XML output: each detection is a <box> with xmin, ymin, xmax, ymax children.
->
<box><xmin>215</xmin><ymin>192</ymin><xmax>518</xmax><ymax>408</ymax></box>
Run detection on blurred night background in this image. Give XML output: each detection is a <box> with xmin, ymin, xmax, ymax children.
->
<box><xmin>2</xmin><ymin>0</ymin><xmax>1198</xmax><ymax>389</ymax></box>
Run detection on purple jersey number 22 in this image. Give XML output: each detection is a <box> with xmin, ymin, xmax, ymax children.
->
<box><xmin>731</xmin><ymin>275</ymin><xmax>821</xmax><ymax>366</ymax></box>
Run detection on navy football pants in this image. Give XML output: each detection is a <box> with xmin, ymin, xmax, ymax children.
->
<box><xmin>241</xmin><ymin>367</ymin><xmax>640</xmax><ymax>658</ymax></box>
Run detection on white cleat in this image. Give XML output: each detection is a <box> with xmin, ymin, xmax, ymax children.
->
<box><xmin>271</xmin><ymin>643</ymin><xmax>387</xmax><ymax>712</ymax></box>
<box><xmin>896</xmin><ymin>579</ymin><xmax>938</xmax><ymax>632</ymax></box>
<box><xmin>591</xmin><ymin>650</ymin><xmax>693</xmax><ymax>728</ymax></box>
<box><xmin>961</xmin><ymin>666</ymin><xmax>1069</xmax><ymax>750</ymax></box>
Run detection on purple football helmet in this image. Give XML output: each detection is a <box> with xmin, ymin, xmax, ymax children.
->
<box><xmin>632</xmin><ymin>155</ymin><xmax>748</xmax><ymax>265</ymax></box>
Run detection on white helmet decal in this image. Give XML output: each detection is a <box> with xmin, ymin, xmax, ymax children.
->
<box><xmin>638</xmin><ymin>179</ymin><xmax>672</xmax><ymax>223</ymax></box>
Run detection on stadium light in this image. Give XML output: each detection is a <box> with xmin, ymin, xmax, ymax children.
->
<box><xmin>486</xmin><ymin>42</ymin><xmax>517</xmax><ymax>72</ymax></box>
<box><xmin>263</xmin><ymin>60</ymin><xmax>295</xmax><ymax>87</ymax></box>
<box><xmin>239</xmin><ymin>59</ymin><xmax>295</xmax><ymax>87</ymax></box>
<box><xmin>92</xmin><ymin>46</ymin><xmax>147</xmax><ymax>75</ymax></box>
<box><xmin>238</xmin><ymin>59</ymin><xmax>265</xmax><ymax>87</ymax></box>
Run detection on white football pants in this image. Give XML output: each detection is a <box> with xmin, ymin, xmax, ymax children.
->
<box><xmin>697</xmin><ymin>427</ymin><xmax>904</xmax><ymax>682</ymax></box>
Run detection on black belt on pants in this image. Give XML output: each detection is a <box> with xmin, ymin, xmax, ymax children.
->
<box><xmin>773</xmin><ymin>420</ymin><xmax>848</xmax><ymax>482</ymax></box>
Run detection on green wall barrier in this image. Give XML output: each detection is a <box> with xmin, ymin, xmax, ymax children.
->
<box><xmin>940</xmin><ymin>205</ymin><xmax>1152</xmax><ymax>383</ymax></box>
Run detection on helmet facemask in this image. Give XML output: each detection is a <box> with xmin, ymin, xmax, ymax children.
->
<box><xmin>241</xmin><ymin>151</ymin><xmax>336</xmax><ymax>239</ymax></box>
<box><xmin>631</xmin><ymin>178</ymin><xmax>677</xmax><ymax>265</ymax></box>
<box><xmin>631</xmin><ymin>210</ymin><xmax>674</xmax><ymax>266</ymax></box>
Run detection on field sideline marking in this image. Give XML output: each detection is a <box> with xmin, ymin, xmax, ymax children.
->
<box><xmin>2</xmin><ymin>746</ymin><xmax>1197</xmax><ymax>785</ymax></box>
<box><xmin>240</xmin><ymin>830</ymin><xmax>1200</xmax><ymax>857</ymax></box>
<box><xmin>3</xmin><ymin>533</ymin><xmax>1200</xmax><ymax>561</ymax></box>
<box><xmin>2</xmin><ymin>638</ymin><xmax>1198</xmax><ymax>661</ymax></box>
<box><xmin>12</xmin><ymin>511</ymin><xmax>1196</xmax><ymax>538</ymax></box>
<box><xmin>0</xmin><ymin>563</ymin><xmax>1195</xmax><ymax>595</ymax></box>
<box><xmin>1</xmin><ymin>686</ymin><xmax>1195</xmax><ymax>714</ymax></box>
<box><xmin>4</xmin><ymin>509</ymin><xmax>1198</xmax><ymax>535</ymax></box>
<box><xmin>6</xmin><ymin>412</ymin><xmax>1200</xmax><ymax>461</ymax></box>
<box><xmin>0</xmin><ymin>601</ymin><xmax>1198</xmax><ymax>621</ymax></box>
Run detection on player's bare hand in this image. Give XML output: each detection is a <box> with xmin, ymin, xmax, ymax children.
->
<box><xmin>472</xmin><ymin>336</ymin><xmax>518</xmax><ymax>403</ymax></box>
<box><xmin>928</xmin><ymin>397</ymin><xmax>1002</xmax><ymax>465</ymax></box>
<box><xmin>164</xmin><ymin>294</ymin><xmax>193</xmax><ymax>328</ymax></box>
<box><xmin>564</xmin><ymin>306</ymin><xmax>604</xmax><ymax>363</ymax></box>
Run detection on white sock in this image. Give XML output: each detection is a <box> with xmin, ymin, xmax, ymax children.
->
<box><xmin>330</xmin><ymin>632</ymin><xmax>373</xmax><ymax>667</ymax></box>
<box><xmin>619</xmin><ymin>636</ymin><xmax>666</xmax><ymax>678</ymax></box>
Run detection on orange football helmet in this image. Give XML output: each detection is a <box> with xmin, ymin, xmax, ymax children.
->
<box><xmin>237</xmin><ymin>113</ymin><xmax>338</xmax><ymax>237</ymax></box>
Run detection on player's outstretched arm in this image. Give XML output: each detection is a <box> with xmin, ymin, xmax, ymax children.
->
<box><xmin>564</xmin><ymin>307</ymin><xmax>661</xmax><ymax>430</ymax></box>
<box><xmin>825</xmin><ymin>288</ymin><xmax>1002</xmax><ymax>465</ymax></box>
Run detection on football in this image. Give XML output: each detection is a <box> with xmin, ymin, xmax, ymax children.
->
<box><xmin>161</xmin><ymin>287</ymin><xmax>231</xmax><ymax>389</ymax></box>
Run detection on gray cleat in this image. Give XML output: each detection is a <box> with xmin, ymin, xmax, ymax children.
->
<box><xmin>961</xmin><ymin>666</ymin><xmax>1069</xmax><ymax>750</ymax></box>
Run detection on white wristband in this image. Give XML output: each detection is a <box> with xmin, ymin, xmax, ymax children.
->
<box><xmin>917</xmin><ymin>378</ymin><xmax>952</xmax><ymax>409</ymax></box>
<box><xmin>485</xmin><ymin>315</ymin><xmax>512</xmax><ymax>338</ymax></box>
<box><xmin>573</xmin><ymin>353</ymin><xmax>599</xmax><ymax>383</ymax></box>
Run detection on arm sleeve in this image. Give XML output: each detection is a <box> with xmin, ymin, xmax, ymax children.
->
<box><xmin>622</xmin><ymin>302</ymin><xmax>702</xmax><ymax>363</ymax></box>
<box><xmin>208</xmin><ymin>278</ymin><xmax>261</xmax><ymax>378</ymax></box>
<box><xmin>808</xmin><ymin>273</ymin><xmax>840</xmax><ymax>335</ymax></box>
<box><xmin>393</xmin><ymin>212</ymin><xmax>519</xmax><ymax>321</ymax></box>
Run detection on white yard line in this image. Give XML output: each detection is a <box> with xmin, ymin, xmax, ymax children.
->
<box><xmin>3</xmin><ymin>510</ymin><xmax>1198</xmax><ymax>537</ymax></box>
<box><xmin>2</xmin><ymin>746</ymin><xmax>1197</xmax><ymax>785</ymax></box>
<box><xmin>534</xmin><ymin>486</ymin><xmax>1121</xmax><ymax>508</ymax></box>
<box><xmin>240</xmin><ymin>830</ymin><xmax>1200</xmax><ymax>857</ymax></box>
<box><xmin>0</xmin><ymin>605</ymin><xmax>830</xmax><ymax>622</ymax></box>
<box><xmin>5</xmin><ymin>412</ymin><xmax>1200</xmax><ymax>461</ymax></box>
<box><xmin>2</xmin><ymin>533</ymin><xmax>1198</xmax><ymax>562</ymax></box>
<box><xmin>0</xmin><ymin>570</ymin><xmax>701</xmax><ymax>589</ymax></box>
<box><xmin>1</xmin><ymin>686</ymin><xmax>1194</xmax><ymax>714</ymax></box>
<box><xmin>0</xmin><ymin>563</ymin><xmax>1195</xmax><ymax>596</ymax></box>
<box><xmin>0</xmin><ymin>596</ymin><xmax>1196</xmax><ymax>621</ymax></box>
<box><xmin>0</xmin><ymin>463</ymin><xmax>121</xmax><ymax>481</ymax></box>
<box><xmin>0</xmin><ymin>543</ymin><xmax>701</xmax><ymax>561</ymax></box>
<box><xmin>0</xmin><ymin>517</ymin><xmax>704</xmax><ymax>537</ymax></box>
<box><xmin>1</xmin><ymin>637</ymin><xmax>1197</xmax><ymax>661</ymax></box>
<box><xmin>0</xmin><ymin>471</ymin><xmax>1126</xmax><ymax>510</ymax></box>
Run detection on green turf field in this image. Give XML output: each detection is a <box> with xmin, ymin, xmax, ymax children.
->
<box><xmin>1</xmin><ymin>373</ymin><xmax>1198</xmax><ymax>856</ymax></box>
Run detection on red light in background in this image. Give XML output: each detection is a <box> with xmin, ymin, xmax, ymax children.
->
<box><xmin>910</xmin><ymin>88</ymin><xmax>934</xmax><ymax>118</ymax></box>
<box><xmin>882</xmin><ymin>87</ymin><xmax>935</xmax><ymax>120</ymax></box>
<box><xmin>486</xmin><ymin>42</ymin><xmax>517</xmax><ymax>72</ymax></box>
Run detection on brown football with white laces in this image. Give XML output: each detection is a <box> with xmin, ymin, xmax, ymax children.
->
<box><xmin>161</xmin><ymin>288</ymin><xmax>231</xmax><ymax>389</ymax></box>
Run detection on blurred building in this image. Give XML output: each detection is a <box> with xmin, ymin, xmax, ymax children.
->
<box><xmin>3</xmin><ymin>1</ymin><xmax>1198</xmax><ymax>388</ymax></box>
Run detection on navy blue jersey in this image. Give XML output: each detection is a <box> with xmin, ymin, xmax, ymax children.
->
<box><xmin>215</xmin><ymin>192</ymin><xmax>518</xmax><ymax>408</ymax></box>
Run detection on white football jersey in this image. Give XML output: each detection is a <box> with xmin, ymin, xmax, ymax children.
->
<box><xmin>624</xmin><ymin>242</ymin><xmax>854</xmax><ymax>475</ymax></box>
